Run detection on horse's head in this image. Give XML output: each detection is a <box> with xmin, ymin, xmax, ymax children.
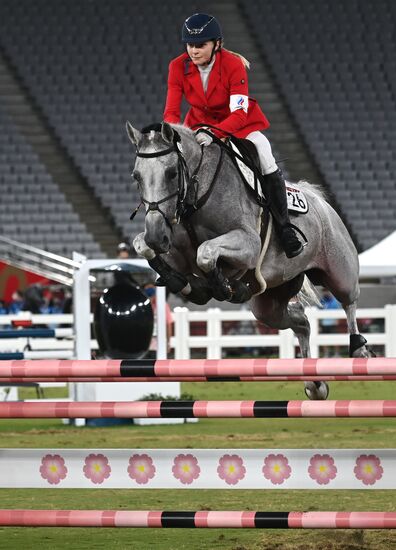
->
<box><xmin>127</xmin><ymin>121</ymin><xmax>190</xmax><ymax>254</ymax></box>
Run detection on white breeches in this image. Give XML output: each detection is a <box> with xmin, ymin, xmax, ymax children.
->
<box><xmin>246</xmin><ymin>131</ymin><xmax>278</xmax><ymax>175</ymax></box>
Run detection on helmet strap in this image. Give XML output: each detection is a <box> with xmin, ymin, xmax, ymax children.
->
<box><xmin>208</xmin><ymin>42</ymin><xmax>217</xmax><ymax>64</ymax></box>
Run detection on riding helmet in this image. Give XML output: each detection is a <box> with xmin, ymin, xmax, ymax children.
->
<box><xmin>182</xmin><ymin>13</ymin><xmax>222</xmax><ymax>44</ymax></box>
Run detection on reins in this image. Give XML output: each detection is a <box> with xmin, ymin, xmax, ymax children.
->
<box><xmin>130</xmin><ymin>128</ymin><xmax>225</xmax><ymax>230</ymax></box>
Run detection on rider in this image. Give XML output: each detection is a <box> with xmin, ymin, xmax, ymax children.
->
<box><xmin>163</xmin><ymin>13</ymin><xmax>304</xmax><ymax>258</ymax></box>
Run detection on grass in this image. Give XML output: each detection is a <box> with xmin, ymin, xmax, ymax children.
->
<box><xmin>0</xmin><ymin>380</ymin><xmax>395</xmax><ymax>549</ymax></box>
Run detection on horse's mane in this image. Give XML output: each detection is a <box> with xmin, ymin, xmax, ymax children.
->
<box><xmin>169</xmin><ymin>123</ymin><xmax>195</xmax><ymax>140</ymax></box>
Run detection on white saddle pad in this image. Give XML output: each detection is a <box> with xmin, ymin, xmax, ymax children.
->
<box><xmin>229</xmin><ymin>141</ymin><xmax>309</xmax><ymax>214</ymax></box>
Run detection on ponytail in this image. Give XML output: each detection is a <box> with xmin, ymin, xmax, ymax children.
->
<box><xmin>222</xmin><ymin>47</ymin><xmax>250</xmax><ymax>69</ymax></box>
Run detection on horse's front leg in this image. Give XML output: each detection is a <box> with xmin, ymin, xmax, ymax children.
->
<box><xmin>197</xmin><ymin>228</ymin><xmax>261</xmax><ymax>303</ymax></box>
<box><xmin>133</xmin><ymin>232</ymin><xmax>190</xmax><ymax>292</ymax></box>
<box><xmin>133</xmin><ymin>232</ymin><xmax>213</xmax><ymax>305</ymax></box>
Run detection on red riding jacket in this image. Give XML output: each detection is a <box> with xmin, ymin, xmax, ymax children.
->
<box><xmin>163</xmin><ymin>49</ymin><xmax>270</xmax><ymax>138</ymax></box>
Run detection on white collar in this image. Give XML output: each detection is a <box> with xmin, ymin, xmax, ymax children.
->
<box><xmin>198</xmin><ymin>55</ymin><xmax>216</xmax><ymax>73</ymax></box>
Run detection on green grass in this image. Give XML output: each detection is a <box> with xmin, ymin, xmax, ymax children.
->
<box><xmin>0</xmin><ymin>380</ymin><xmax>395</xmax><ymax>549</ymax></box>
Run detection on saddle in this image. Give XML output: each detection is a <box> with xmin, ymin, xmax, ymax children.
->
<box><xmin>227</xmin><ymin>136</ymin><xmax>309</xmax><ymax>215</ymax></box>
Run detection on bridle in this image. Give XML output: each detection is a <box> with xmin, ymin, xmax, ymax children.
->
<box><xmin>130</xmin><ymin>130</ymin><xmax>204</xmax><ymax>229</ymax></box>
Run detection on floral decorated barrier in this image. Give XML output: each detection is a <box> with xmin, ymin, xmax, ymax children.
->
<box><xmin>0</xmin><ymin>449</ymin><xmax>392</xmax><ymax>489</ymax></box>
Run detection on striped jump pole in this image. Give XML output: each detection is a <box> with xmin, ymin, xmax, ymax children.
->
<box><xmin>1</xmin><ymin>374</ymin><xmax>396</xmax><ymax>383</ymax></box>
<box><xmin>0</xmin><ymin>400</ymin><xmax>395</xmax><ymax>418</ymax></box>
<box><xmin>1</xmin><ymin>358</ymin><xmax>396</xmax><ymax>378</ymax></box>
<box><xmin>0</xmin><ymin>510</ymin><xmax>395</xmax><ymax>529</ymax></box>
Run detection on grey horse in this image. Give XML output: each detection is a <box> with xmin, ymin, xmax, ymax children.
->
<box><xmin>127</xmin><ymin>121</ymin><xmax>371</xmax><ymax>400</ymax></box>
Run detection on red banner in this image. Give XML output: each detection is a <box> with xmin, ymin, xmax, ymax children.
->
<box><xmin>0</xmin><ymin>261</ymin><xmax>52</xmax><ymax>302</ymax></box>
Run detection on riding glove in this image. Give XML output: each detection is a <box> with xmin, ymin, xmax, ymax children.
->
<box><xmin>195</xmin><ymin>130</ymin><xmax>213</xmax><ymax>147</ymax></box>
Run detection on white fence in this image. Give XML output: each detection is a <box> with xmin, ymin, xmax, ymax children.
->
<box><xmin>171</xmin><ymin>305</ymin><xmax>396</xmax><ymax>359</ymax></box>
<box><xmin>1</xmin><ymin>305</ymin><xmax>396</xmax><ymax>361</ymax></box>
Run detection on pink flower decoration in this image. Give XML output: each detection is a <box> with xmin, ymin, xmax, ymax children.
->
<box><xmin>172</xmin><ymin>454</ymin><xmax>200</xmax><ymax>485</ymax></box>
<box><xmin>217</xmin><ymin>454</ymin><xmax>246</xmax><ymax>485</ymax></box>
<box><xmin>354</xmin><ymin>454</ymin><xmax>383</xmax><ymax>485</ymax></box>
<box><xmin>40</xmin><ymin>454</ymin><xmax>68</xmax><ymax>485</ymax></box>
<box><xmin>128</xmin><ymin>454</ymin><xmax>156</xmax><ymax>485</ymax></box>
<box><xmin>308</xmin><ymin>454</ymin><xmax>337</xmax><ymax>485</ymax></box>
<box><xmin>262</xmin><ymin>453</ymin><xmax>291</xmax><ymax>485</ymax></box>
<box><xmin>83</xmin><ymin>453</ymin><xmax>111</xmax><ymax>484</ymax></box>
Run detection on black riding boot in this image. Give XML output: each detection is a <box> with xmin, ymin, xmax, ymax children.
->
<box><xmin>261</xmin><ymin>169</ymin><xmax>304</xmax><ymax>258</ymax></box>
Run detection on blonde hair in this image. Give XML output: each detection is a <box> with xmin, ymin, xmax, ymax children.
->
<box><xmin>222</xmin><ymin>47</ymin><xmax>250</xmax><ymax>69</ymax></box>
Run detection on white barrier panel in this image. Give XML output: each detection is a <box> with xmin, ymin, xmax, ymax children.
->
<box><xmin>0</xmin><ymin>448</ymin><xmax>394</xmax><ymax>489</ymax></box>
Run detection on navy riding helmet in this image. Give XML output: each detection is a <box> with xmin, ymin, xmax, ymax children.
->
<box><xmin>182</xmin><ymin>13</ymin><xmax>222</xmax><ymax>44</ymax></box>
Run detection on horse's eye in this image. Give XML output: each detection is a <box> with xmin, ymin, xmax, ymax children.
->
<box><xmin>166</xmin><ymin>168</ymin><xmax>177</xmax><ymax>180</ymax></box>
<box><xmin>132</xmin><ymin>170</ymin><xmax>141</xmax><ymax>183</ymax></box>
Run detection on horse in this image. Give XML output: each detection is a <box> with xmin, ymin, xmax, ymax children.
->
<box><xmin>126</xmin><ymin>121</ymin><xmax>371</xmax><ymax>400</ymax></box>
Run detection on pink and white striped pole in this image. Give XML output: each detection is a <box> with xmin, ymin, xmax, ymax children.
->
<box><xmin>1</xmin><ymin>358</ymin><xmax>396</xmax><ymax>378</ymax></box>
<box><xmin>1</xmin><ymin>374</ymin><xmax>396</xmax><ymax>383</ymax></box>
<box><xmin>0</xmin><ymin>510</ymin><xmax>395</xmax><ymax>529</ymax></box>
<box><xmin>0</xmin><ymin>400</ymin><xmax>395</xmax><ymax>418</ymax></box>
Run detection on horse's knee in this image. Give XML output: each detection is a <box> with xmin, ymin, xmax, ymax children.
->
<box><xmin>133</xmin><ymin>232</ymin><xmax>155</xmax><ymax>260</ymax></box>
<box><xmin>197</xmin><ymin>242</ymin><xmax>218</xmax><ymax>273</ymax></box>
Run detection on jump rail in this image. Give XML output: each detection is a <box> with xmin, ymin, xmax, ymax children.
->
<box><xmin>2</xmin><ymin>375</ymin><xmax>396</xmax><ymax>383</ymax></box>
<box><xmin>0</xmin><ymin>400</ymin><xmax>395</xmax><ymax>418</ymax></box>
<box><xmin>1</xmin><ymin>358</ymin><xmax>396</xmax><ymax>378</ymax></box>
<box><xmin>1</xmin><ymin>510</ymin><xmax>395</xmax><ymax>529</ymax></box>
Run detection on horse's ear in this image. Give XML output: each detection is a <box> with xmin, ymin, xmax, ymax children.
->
<box><xmin>161</xmin><ymin>122</ymin><xmax>174</xmax><ymax>144</ymax></box>
<box><xmin>126</xmin><ymin>121</ymin><xmax>141</xmax><ymax>145</ymax></box>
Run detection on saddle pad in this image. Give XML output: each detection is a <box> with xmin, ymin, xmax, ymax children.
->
<box><xmin>229</xmin><ymin>141</ymin><xmax>309</xmax><ymax>214</ymax></box>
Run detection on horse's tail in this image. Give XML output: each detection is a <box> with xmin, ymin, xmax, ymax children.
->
<box><xmin>297</xmin><ymin>275</ymin><xmax>322</xmax><ymax>308</ymax></box>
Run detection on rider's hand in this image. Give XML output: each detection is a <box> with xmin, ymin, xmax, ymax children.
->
<box><xmin>195</xmin><ymin>129</ymin><xmax>213</xmax><ymax>147</ymax></box>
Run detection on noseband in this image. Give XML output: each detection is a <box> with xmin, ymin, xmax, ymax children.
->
<box><xmin>130</xmin><ymin>131</ymin><xmax>203</xmax><ymax>229</ymax></box>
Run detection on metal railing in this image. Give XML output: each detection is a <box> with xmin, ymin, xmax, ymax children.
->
<box><xmin>0</xmin><ymin>236</ymin><xmax>80</xmax><ymax>285</ymax></box>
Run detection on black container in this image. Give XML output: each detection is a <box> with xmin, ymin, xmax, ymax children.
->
<box><xmin>94</xmin><ymin>282</ymin><xmax>154</xmax><ymax>359</ymax></box>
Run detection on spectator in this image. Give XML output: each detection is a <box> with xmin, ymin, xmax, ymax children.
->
<box><xmin>114</xmin><ymin>242</ymin><xmax>139</xmax><ymax>286</ymax></box>
<box><xmin>117</xmin><ymin>242</ymin><xmax>132</xmax><ymax>259</ymax></box>
<box><xmin>23</xmin><ymin>284</ymin><xmax>44</xmax><ymax>314</ymax></box>
<box><xmin>8</xmin><ymin>290</ymin><xmax>24</xmax><ymax>314</ymax></box>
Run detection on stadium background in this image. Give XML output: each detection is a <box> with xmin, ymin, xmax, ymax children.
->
<box><xmin>0</xmin><ymin>0</ymin><xmax>394</xmax><ymax>254</ymax></box>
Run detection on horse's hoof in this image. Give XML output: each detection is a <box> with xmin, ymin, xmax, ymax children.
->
<box><xmin>304</xmin><ymin>381</ymin><xmax>329</xmax><ymax>401</ymax></box>
<box><xmin>229</xmin><ymin>281</ymin><xmax>253</xmax><ymax>303</ymax></box>
<box><xmin>351</xmin><ymin>346</ymin><xmax>376</xmax><ymax>358</ymax></box>
<box><xmin>207</xmin><ymin>268</ymin><xmax>233</xmax><ymax>301</ymax></box>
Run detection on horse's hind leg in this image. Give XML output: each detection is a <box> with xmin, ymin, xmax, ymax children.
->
<box><xmin>251</xmin><ymin>276</ymin><xmax>329</xmax><ymax>400</ymax></box>
<box><xmin>287</xmin><ymin>301</ymin><xmax>329</xmax><ymax>400</ymax></box>
<box><xmin>344</xmin><ymin>302</ymin><xmax>372</xmax><ymax>357</ymax></box>
<box><xmin>315</xmin><ymin>267</ymin><xmax>372</xmax><ymax>358</ymax></box>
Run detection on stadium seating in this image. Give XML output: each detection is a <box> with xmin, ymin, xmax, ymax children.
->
<box><xmin>241</xmin><ymin>0</ymin><xmax>396</xmax><ymax>249</ymax></box>
<box><xmin>0</xmin><ymin>105</ymin><xmax>103</xmax><ymax>257</ymax></box>
<box><xmin>0</xmin><ymin>0</ymin><xmax>394</xmax><ymax>251</ymax></box>
<box><xmin>0</xmin><ymin>0</ymin><xmax>193</xmax><ymax>240</ymax></box>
